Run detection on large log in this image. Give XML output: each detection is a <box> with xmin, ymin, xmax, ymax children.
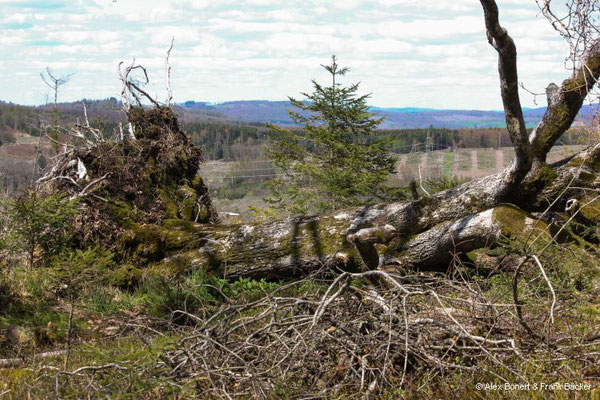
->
<box><xmin>142</xmin><ymin>143</ymin><xmax>599</xmax><ymax>280</ymax></box>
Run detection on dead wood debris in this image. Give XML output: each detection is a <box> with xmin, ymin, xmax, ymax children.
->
<box><xmin>148</xmin><ymin>268</ymin><xmax>599</xmax><ymax>398</ymax></box>
<box><xmin>36</xmin><ymin>105</ymin><xmax>218</xmax><ymax>244</ymax></box>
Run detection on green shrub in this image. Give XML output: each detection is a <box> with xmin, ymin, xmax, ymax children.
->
<box><xmin>135</xmin><ymin>270</ymin><xmax>224</xmax><ymax>324</ymax></box>
<box><xmin>50</xmin><ymin>246</ymin><xmax>115</xmax><ymax>300</ymax></box>
<box><xmin>226</xmin><ymin>277</ymin><xmax>279</xmax><ymax>301</ymax></box>
<box><xmin>84</xmin><ymin>287</ymin><xmax>119</xmax><ymax>315</ymax></box>
<box><xmin>2</xmin><ymin>191</ymin><xmax>78</xmax><ymax>268</ymax></box>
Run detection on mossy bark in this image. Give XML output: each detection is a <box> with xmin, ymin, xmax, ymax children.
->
<box><xmin>130</xmin><ymin>143</ymin><xmax>599</xmax><ymax>279</ymax></box>
<box><xmin>147</xmin><ymin>213</ymin><xmax>363</xmax><ymax>280</ymax></box>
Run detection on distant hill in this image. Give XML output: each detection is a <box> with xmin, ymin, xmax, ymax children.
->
<box><xmin>182</xmin><ymin>100</ymin><xmax>295</xmax><ymax>125</ymax></box>
<box><xmin>180</xmin><ymin>100</ymin><xmax>596</xmax><ymax>129</ymax></box>
<box><xmin>2</xmin><ymin>98</ymin><xmax>596</xmax><ymax>130</ymax></box>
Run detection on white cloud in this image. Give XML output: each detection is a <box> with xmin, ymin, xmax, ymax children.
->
<box><xmin>0</xmin><ymin>0</ymin><xmax>581</xmax><ymax>109</ymax></box>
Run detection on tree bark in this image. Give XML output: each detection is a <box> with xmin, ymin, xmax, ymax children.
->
<box><xmin>530</xmin><ymin>39</ymin><xmax>600</xmax><ymax>162</ymax></box>
<box><xmin>480</xmin><ymin>0</ymin><xmax>531</xmax><ymax>183</ymax></box>
<box><xmin>149</xmin><ymin>143</ymin><xmax>599</xmax><ymax>280</ymax></box>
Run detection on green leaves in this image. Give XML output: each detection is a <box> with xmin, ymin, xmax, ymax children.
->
<box><xmin>267</xmin><ymin>56</ymin><xmax>400</xmax><ymax>214</ymax></box>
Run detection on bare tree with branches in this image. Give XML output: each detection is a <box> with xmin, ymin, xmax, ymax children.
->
<box><xmin>40</xmin><ymin>67</ymin><xmax>75</xmax><ymax>153</ymax></box>
<box><xmin>40</xmin><ymin>67</ymin><xmax>75</xmax><ymax>108</ymax></box>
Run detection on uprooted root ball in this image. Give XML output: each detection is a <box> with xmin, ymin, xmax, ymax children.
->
<box><xmin>37</xmin><ymin>106</ymin><xmax>218</xmax><ymax>246</ymax></box>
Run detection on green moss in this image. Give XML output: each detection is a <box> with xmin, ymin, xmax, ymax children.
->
<box><xmin>109</xmin><ymin>263</ymin><xmax>143</xmax><ymax>287</ymax></box>
<box><xmin>541</xmin><ymin>163</ymin><xmax>558</xmax><ymax>180</ymax></box>
<box><xmin>580</xmin><ymin>196</ymin><xmax>600</xmax><ymax>223</ymax></box>
<box><xmin>131</xmin><ymin>224</ymin><xmax>167</xmax><ymax>260</ymax></box>
<box><xmin>491</xmin><ymin>204</ymin><xmax>527</xmax><ymax>237</ymax></box>
<box><xmin>161</xmin><ymin>218</ymin><xmax>197</xmax><ymax>232</ymax></box>
<box><xmin>191</xmin><ymin>175</ymin><xmax>204</xmax><ymax>191</ymax></box>
<box><xmin>165</xmin><ymin>201</ymin><xmax>179</xmax><ymax>219</ymax></box>
<box><xmin>491</xmin><ymin>204</ymin><xmax>549</xmax><ymax>239</ymax></box>
<box><xmin>129</xmin><ymin>223</ymin><xmax>197</xmax><ymax>263</ymax></box>
<box><xmin>108</xmin><ymin>200</ymin><xmax>139</xmax><ymax>226</ymax></box>
<box><xmin>162</xmin><ymin>229</ymin><xmax>195</xmax><ymax>249</ymax></box>
<box><xmin>118</xmin><ymin>229</ymin><xmax>136</xmax><ymax>247</ymax></box>
<box><xmin>158</xmin><ymin>189</ymin><xmax>179</xmax><ymax>219</ymax></box>
<box><xmin>521</xmin><ymin>163</ymin><xmax>559</xmax><ymax>204</ymax></box>
<box><xmin>145</xmin><ymin>253</ymin><xmax>194</xmax><ymax>278</ymax></box>
<box><xmin>158</xmin><ymin>183</ymin><xmax>206</xmax><ymax>222</ymax></box>
<box><xmin>178</xmin><ymin>185</ymin><xmax>198</xmax><ymax>221</ymax></box>
<box><xmin>196</xmin><ymin>206</ymin><xmax>209</xmax><ymax>222</ymax></box>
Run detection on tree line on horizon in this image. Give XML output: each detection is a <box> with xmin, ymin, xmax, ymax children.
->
<box><xmin>0</xmin><ymin>99</ymin><xmax>592</xmax><ymax>161</ymax></box>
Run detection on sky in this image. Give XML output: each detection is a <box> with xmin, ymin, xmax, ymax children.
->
<box><xmin>0</xmin><ymin>0</ymin><xmax>573</xmax><ymax>109</ymax></box>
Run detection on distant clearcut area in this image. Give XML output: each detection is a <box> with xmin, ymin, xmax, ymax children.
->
<box><xmin>0</xmin><ymin>99</ymin><xmax>592</xmax><ymax>217</ymax></box>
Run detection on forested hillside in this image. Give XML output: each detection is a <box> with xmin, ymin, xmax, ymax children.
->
<box><xmin>1</xmin><ymin>99</ymin><xmax>590</xmax><ymax>164</ymax></box>
<box><xmin>180</xmin><ymin>99</ymin><xmax>598</xmax><ymax>129</ymax></box>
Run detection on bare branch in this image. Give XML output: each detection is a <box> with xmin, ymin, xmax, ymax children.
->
<box><xmin>479</xmin><ymin>0</ymin><xmax>531</xmax><ymax>180</ymax></box>
<box><xmin>118</xmin><ymin>60</ymin><xmax>134</xmax><ymax>111</ymax></box>
<box><xmin>529</xmin><ymin>39</ymin><xmax>600</xmax><ymax>160</ymax></box>
<box><xmin>532</xmin><ymin>255</ymin><xmax>556</xmax><ymax>325</ymax></box>
<box><xmin>165</xmin><ymin>37</ymin><xmax>174</xmax><ymax>107</ymax></box>
<box><xmin>40</xmin><ymin>67</ymin><xmax>75</xmax><ymax>105</ymax></box>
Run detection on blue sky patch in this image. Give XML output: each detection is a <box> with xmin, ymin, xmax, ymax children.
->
<box><xmin>3</xmin><ymin>22</ymin><xmax>34</xmax><ymax>29</ymax></box>
<box><xmin>11</xmin><ymin>0</ymin><xmax>68</xmax><ymax>10</ymax></box>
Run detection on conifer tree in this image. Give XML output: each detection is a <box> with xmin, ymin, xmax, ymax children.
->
<box><xmin>267</xmin><ymin>55</ymin><xmax>398</xmax><ymax>214</ymax></box>
<box><xmin>2</xmin><ymin>191</ymin><xmax>77</xmax><ymax>269</ymax></box>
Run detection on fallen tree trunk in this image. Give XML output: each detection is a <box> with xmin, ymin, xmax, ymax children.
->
<box><xmin>146</xmin><ymin>143</ymin><xmax>599</xmax><ymax>280</ymax></box>
<box><xmin>34</xmin><ymin>0</ymin><xmax>599</xmax><ymax>282</ymax></box>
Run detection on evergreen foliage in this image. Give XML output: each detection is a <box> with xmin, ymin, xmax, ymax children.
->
<box><xmin>1</xmin><ymin>191</ymin><xmax>77</xmax><ymax>268</ymax></box>
<box><xmin>267</xmin><ymin>56</ymin><xmax>399</xmax><ymax>214</ymax></box>
<box><xmin>50</xmin><ymin>246</ymin><xmax>115</xmax><ymax>300</ymax></box>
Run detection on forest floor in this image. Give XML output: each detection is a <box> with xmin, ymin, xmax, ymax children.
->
<box><xmin>1</xmin><ymin>245</ymin><xmax>599</xmax><ymax>398</ymax></box>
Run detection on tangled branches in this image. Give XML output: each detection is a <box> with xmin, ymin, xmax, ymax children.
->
<box><xmin>5</xmin><ymin>256</ymin><xmax>598</xmax><ymax>398</ymax></box>
<box><xmin>31</xmin><ymin>51</ymin><xmax>218</xmax><ymax>247</ymax></box>
<box><xmin>537</xmin><ymin>0</ymin><xmax>600</xmax><ymax>70</ymax></box>
<box><xmin>144</xmin><ymin>264</ymin><xmax>598</xmax><ymax>398</ymax></box>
